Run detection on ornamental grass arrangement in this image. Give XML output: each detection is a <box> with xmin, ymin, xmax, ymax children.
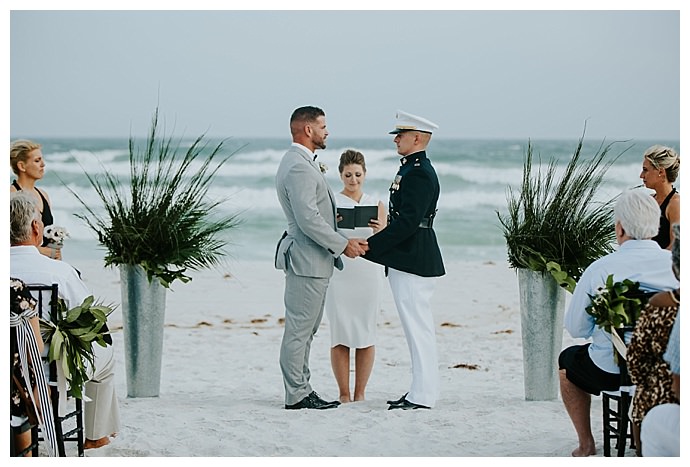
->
<box><xmin>497</xmin><ymin>131</ymin><xmax>629</xmax><ymax>293</ymax></box>
<box><xmin>69</xmin><ymin>108</ymin><xmax>243</xmax><ymax>288</ymax></box>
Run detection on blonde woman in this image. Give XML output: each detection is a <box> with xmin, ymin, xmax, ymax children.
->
<box><xmin>640</xmin><ymin>145</ymin><xmax>680</xmax><ymax>250</ymax></box>
<box><xmin>10</xmin><ymin>140</ymin><xmax>61</xmax><ymax>260</ymax></box>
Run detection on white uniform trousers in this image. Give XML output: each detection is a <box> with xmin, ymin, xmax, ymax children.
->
<box><xmin>388</xmin><ymin>268</ymin><xmax>439</xmax><ymax>407</ymax></box>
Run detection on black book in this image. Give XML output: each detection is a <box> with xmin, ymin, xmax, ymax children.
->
<box><xmin>337</xmin><ymin>205</ymin><xmax>378</xmax><ymax>229</ymax></box>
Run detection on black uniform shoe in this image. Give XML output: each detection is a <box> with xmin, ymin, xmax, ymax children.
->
<box><xmin>285</xmin><ymin>391</ymin><xmax>341</xmax><ymax>410</ymax></box>
<box><xmin>387</xmin><ymin>398</ymin><xmax>430</xmax><ymax>410</ymax></box>
<box><xmin>386</xmin><ymin>393</ymin><xmax>408</xmax><ymax>405</ymax></box>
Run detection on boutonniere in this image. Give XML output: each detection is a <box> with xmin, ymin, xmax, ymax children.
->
<box><xmin>390</xmin><ymin>175</ymin><xmax>402</xmax><ymax>191</ymax></box>
<box><xmin>319</xmin><ymin>162</ymin><xmax>328</xmax><ymax>174</ymax></box>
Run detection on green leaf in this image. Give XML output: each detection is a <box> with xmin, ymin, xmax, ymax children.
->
<box><xmin>42</xmin><ymin>295</ymin><xmax>116</xmax><ymax>399</ymax></box>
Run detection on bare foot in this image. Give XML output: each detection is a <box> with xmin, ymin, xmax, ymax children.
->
<box><xmin>84</xmin><ymin>436</ymin><xmax>111</xmax><ymax>450</ymax></box>
<box><xmin>571</xmin><ymin>445</ymin><xmax>596</xmax><ymax>457</ymax></box>
<box><xmin>339</xmin><ymin>396</ymin><xmax>352</xmax><ymax>404</ymax></box>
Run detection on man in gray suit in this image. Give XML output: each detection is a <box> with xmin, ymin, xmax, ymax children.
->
<box><xmin>275</xmin><ymin>106</ymin><xmax>368</xmax><ymax>410</ymax></box>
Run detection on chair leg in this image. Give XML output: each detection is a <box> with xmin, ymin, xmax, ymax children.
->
<box><xmin>618</xmin><ymin>392</ymin><xmax>635</xmax><ymax>457</ymax></box>
<box><xmin>76</xmin><ymin>398</ymin><xmax>84</xmax><ymax>457</ymax></box>
<box><xmin>603</xmin><ymin>393</ymin><xmax>612</xmax><ymax>457</ymax></box>
<box><xmin>32</xmin><ymin>424</ymin><xmax>39</xmax><ymax>457</ymax></box>
<box><xmin>50</xmin><ymin>387</ymin><xmax>67</xmax><ymax>457</ymax></box>
<box><xmin>617</xmin><ymin>393</ymin><xmax>629</xmax><ymax>457</ymax></box>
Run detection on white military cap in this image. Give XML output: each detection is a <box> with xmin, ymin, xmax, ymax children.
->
<box><xmin>389</xmin><ymin>110</ymin><xmax>439</xmax><ymax>134</ymax></box>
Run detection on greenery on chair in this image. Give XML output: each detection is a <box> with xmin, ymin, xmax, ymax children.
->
<box><xmin>585</xmin><ymin>274</ymin><xmax>646</xmax><ymax>334</ymax></box>
<box><xmin>69</xmin><ymin>107</ymin><xmax>244</xmax><ymax>287</ymax></box>
<box><xmin>39</xmin><ymin>296</ymin><xmax>114</xmax><ymax>398</ymax></box>
<box><xmin>497</xmin><ymin>131</ymin><xmax>628</xmax><ymax>293</ymax></box>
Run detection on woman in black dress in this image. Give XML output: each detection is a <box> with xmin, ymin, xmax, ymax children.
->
<box><xmin>639</xmin><ymin>145</ymin><xmax>680</xmax><ymax>250</ymax></box>
<box><xmin>10</xmin><ymin>139</ymin><xmax>61</xmax><ymax>260</ymax></box>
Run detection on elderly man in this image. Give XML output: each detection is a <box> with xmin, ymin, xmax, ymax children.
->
<box><xmin>10</xmin><ymin>191</ymin><xmax>120</xmax><ymax>449</ymax></box>
<box><xmin>558</xmin><ymin>189</ymin><xmax>679</xmax><ymax>456</ymax></box>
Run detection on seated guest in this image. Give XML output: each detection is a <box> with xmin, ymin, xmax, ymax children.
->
<box><xmin>627</xmin><ymin>224</ymin><xmax>680</xmax><ymax>456</ymax></box>
<box><xmin>10</xmin><ymin>191</ymin><xmax>121</xmax><ymax>450</ymax></box>
<box><xmin>641</xmin><ymin>308</ymin><xmax>680</xmax><ymax>456</ymax></box>
<box><xmin>558</xmin><ymin>188</ymin><xmax>679</xmax><ymax>457</ymax></box>
<box><xmin>10</xmin><ymin>277</ymin><xmax>59</xmax><ymax>457</ymax></box>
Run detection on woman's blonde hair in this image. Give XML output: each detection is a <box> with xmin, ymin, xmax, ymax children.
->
<box><xmin>643</xmin><ymin>145</ymin><xmax>680</xmax><ymax>183</ymax></box>
<box><xmin>10</xmin><ymin>139</ymin><xmax>41</xmax><ymax>175</ymax></box>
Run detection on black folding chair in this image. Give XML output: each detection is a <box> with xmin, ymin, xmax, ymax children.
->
<box><xmin>27</xmin><ymin>283</ymin><xmax>85</xmax><ymax>457</ymax></box>
<box><xmin>602</xmin><ymin>326</ymin><xmax>636</xmax><ymax>457</ymax></box>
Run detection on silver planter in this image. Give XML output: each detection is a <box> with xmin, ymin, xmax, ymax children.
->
<box><xmin>120</xmin><ymin>264</ymin><xmax>167</xmax><ymax>397</ymax></box>
<box><xmin>518</xmin><ymin>268</ymin><xmax>566</xmax><ymax>401</ymax></box>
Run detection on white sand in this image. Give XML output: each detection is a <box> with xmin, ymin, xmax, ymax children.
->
<box><xmin>53</xmin><ymin>258</ymin><xmax>621</xmax><ymax>458</ymax></box>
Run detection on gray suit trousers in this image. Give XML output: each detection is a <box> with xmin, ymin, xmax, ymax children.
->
<box><xmin>279</xmin><ymin>267</ymin><xmax>329</xmax><ymax>405</ymax></box>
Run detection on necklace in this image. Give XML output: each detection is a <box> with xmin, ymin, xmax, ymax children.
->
<box><xmin>668</xmin><ymin>289</ymin><xmax>680</xmax><ymax>305</ymax></box>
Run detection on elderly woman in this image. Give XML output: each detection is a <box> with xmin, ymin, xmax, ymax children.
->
<box><xmin>10</xmin><ymin>139</ymin><xmax>61</xmax><ymax>260</ymax></box>
<box><xmin>627</xmin><ymin>223</ymin><xmax>680</xmax><ymax>456</ymax></box>
<box><xmin>639</xmin><ymin>145</ymin><xmax>680</xmax><ymax>250</ymax></box>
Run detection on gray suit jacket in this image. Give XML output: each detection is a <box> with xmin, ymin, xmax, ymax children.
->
<box><xmin>275</xmin><ymin>145</ymin><xmax>347</xmax><ymax>278</ymax></box>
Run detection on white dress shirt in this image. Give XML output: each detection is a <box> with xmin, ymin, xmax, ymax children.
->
<box><xmin>10</xmin><ymin>245</ymin><xmax>91</xmax><ymax>315</ymax></box>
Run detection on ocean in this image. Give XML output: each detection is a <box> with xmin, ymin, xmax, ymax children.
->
<box><xmin>11</xmin><ymin>136</ymin><xmax>680</xmax><ymax>267</ymax></box>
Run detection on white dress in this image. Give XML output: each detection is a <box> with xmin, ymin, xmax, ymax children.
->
<box><xmin>326</xmin><ymin>192</ymin><xmax>384</xmax><ymax>348</ymax></box>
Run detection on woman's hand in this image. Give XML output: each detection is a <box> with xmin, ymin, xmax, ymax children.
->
<box><xmin>39</xmin><ymin>245</ymin><xmax>62</xmax><ymax>260</ymax></box>
<box><xmin>369</xmin><ymin>218</ymin><xmax>382</xmax><ymax>233</ymax></box>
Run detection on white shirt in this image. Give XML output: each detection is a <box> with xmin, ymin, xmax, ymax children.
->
<box><xmin>10</xmin><ymin>245</ymin><xmax>91</xmax><ymax>319</ymax></box>
<box><xmin>564</xmin><ymin>239</ymin><xmax>679</xmax><ymax>373</ymax></box>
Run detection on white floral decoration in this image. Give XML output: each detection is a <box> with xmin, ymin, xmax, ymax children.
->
<box><xmin>43</xmin><ymin>225</ymin><xmax>70</xmax><ymax>248</ymax></box>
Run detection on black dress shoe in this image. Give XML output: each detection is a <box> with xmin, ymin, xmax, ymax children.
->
<box><xmin>285</xmin><ymin>391</ymin><xmax>340</xmax><ymax>410</ymax></box>
<box><xmin>386</xmin><ymin>393</ymin><xmax>408</xmax><ymax>405</ymax></box>
<box><xmin>387</xmin><ymin>398</ymin><xmax>430</xmax><ymax>410</ymax></box>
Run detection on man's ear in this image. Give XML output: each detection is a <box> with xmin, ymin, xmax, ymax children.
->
<box><xmin>31</xmin><ymin>219</ymin><xmax>42</xmax><ymax>238</ymax></box>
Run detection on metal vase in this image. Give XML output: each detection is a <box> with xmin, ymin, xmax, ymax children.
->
<box><xmin>120</xmin><ymin>264</ymin><xmax>167</xmax><ymax>397</ymax></box>
<box><xmin>518</xmin><ymin>268</ymin><xmax>566</xmax><ymax>401</ymax></box>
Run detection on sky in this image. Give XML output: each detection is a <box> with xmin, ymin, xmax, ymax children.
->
<box><xmin>6</xmin><ymin>2</ymin><xmax>685</xmax><ymax>142</ymax></box>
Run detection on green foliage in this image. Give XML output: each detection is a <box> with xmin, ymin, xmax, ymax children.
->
<box><xmin>69</xmin><ymin>107</ymin><xmax>244</xmax><ymax>288</ymax></box>
<box><xmin>585</xmin><ymin>274</ymin><xmax>646</xmax><ymax>333</ymax></box>
<box><xmin>497</xmin><ymin>131</ymin><xmax>628</xmax><ymax>290</ymax></box>
<box><xmin>39</xmin><ymin>296</ymin><xmax>114</xmax><ymax>399</ymax></box>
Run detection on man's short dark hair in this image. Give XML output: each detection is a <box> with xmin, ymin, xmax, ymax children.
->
<box><xmin>290</xmin><ymin>106</ymin><xmax>325</xmax><ymax>125</ymax></box>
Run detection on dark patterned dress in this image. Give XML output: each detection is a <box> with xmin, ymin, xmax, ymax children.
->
<box><xmin>627</xmin><ymin>292</ymin><xmax>680</xmax><ymax>424</ymax></box>
<box><xmin>10</xmin><ymin>278</ymin><xmax>39</xmax><ymax>421</ymax></box>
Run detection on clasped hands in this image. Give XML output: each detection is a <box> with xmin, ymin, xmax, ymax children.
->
<box><xmin>343</xmin><ymin>238</ymin><xmax>369</xmax><ymax>258</ymax></box>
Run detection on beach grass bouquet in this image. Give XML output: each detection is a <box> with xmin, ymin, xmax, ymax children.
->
<box><xmin>68</xmin><ymin>107</ymin><xmax>244</xmax><ymax>288</ymax></box>
<box><xmin>497</xmin><ymin>131</ymin><xmax>627</xmax><ymax>292</ymax></box>
<box><xmin>39</xmin><ymin>296</ymin><xmax>114</xmax><ymax>398</ymax></box>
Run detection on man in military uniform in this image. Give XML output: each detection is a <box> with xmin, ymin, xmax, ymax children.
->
<box><xmin>363</xmin><ymin>110</ymin><xmax>445</xmax><ymax>410</ymax></box>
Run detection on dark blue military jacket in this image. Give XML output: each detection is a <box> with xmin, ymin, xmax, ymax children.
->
<box><xmin>364</xmin><ymin>150</ymin><xmax>445</xmax><ymax>277</ymax></box>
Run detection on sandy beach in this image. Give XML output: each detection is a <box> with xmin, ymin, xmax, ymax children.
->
<box><xmin>29</xmin><ymin>256</ymin><xmax>632</xmax><ymax>459</ymax></box>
